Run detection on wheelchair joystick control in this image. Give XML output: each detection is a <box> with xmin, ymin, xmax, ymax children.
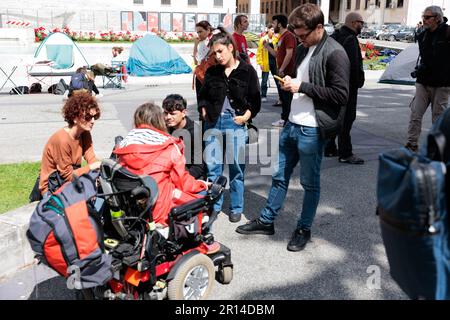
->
<box><xmin>110</xmin><ymin>208</ymin><xmax>129</xmax><ymax>239</ymax></box>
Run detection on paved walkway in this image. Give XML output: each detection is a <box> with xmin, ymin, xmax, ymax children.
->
<box><xmin>0</xmin><ymin>70</ymin><xmax>424</xmax><ymax>299</ymax></box>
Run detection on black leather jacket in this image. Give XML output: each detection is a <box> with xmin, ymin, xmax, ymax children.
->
<box><xmin>198</xmin><ymin>60</ymin><xmax>261</xmax><ymax>123</ymax></box>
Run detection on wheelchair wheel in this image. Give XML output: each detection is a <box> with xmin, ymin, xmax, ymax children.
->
<box><xmin>167</xmin><ymin>253</ymin><xmax>215</xmax><ymax>300</ymax></box>
<box><xmin>217</xmin><ymin>266</ymin><xmax>233</xmax><ymax>285</ymax></box>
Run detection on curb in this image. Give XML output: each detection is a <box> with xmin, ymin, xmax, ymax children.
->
<box><xmin>0</xmin><ymin>202</ymin><xmax>37</xmax><ymax>279</ymax></box>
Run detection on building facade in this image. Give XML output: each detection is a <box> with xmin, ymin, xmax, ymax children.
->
<box><xmin>0</xmin><ymin>0</ymin><xmax>237</xmax><ymax>32</ymax></box>
<box><xmin>237</xmin><ymin>0</ymin><xmax>449</xmax><ymax>26</ymax></box>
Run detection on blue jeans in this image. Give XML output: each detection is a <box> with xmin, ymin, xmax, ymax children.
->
<box><xmin>204</xmin><ymin>112</ymin><xmax>247</xmax><ymax>214</ymax></box>
<box><xmin>261</xmin><ymin>72</ymin><xmax>269</xmax><ymax>98</ymax></box>
<box><xmin>259</xmin><ymin>122</ymin><xmax>325</xmax><ymax>230</ymax></box>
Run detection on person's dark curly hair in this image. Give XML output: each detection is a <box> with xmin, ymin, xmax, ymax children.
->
<box><xmin>62</xmin><ymin>92</ymin><xmax>100</xmax><ymax>127</ymax></box>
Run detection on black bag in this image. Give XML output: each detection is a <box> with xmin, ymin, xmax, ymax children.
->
<box><xmin>10</xmin><ymin>86</ymin><xmax>29</xmax><ymax>94</ymax></box>
<box><xmin>29</xmin><ymin>166</ymin><xmax>79</xmax><ymax>202</ymax></box>
<box><xmin>48</xmin><ymin>79</ymin><xmax>68</xmax><ymax>95</ymax></box>
<box><xmin>30</xmin><ymin>83</ymin><xmax>42</xmax><ymax>93</ymax></box>
<box><xmin>47</xmin><ymin>84</ymin><xmax>57</xmax><ymax>94</ymax></box>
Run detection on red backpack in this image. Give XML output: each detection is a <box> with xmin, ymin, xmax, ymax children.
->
<box><xmin>27</xmin><ymin>171</ymin><xmax>112</xmax><ymax>289</ymax></box>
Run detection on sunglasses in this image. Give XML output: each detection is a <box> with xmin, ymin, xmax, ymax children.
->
<box><xmin>422</xmin><ymin>15</ymin><xmax>437</xmax><ymax>20</ymax></box>
<box><xmin>355</xmin><ymin>20</ymin><xmax>365</xmax><ymax>24</ymax></box>
<box><xmin>84</xmin><ymin>113</ymin><xmax>100</xmax><ymax>121</ymax></box>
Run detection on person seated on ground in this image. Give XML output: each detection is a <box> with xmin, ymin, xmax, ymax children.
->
<box><xmin>114</xmin><ymin>102</ymin><xmax>209</xmax><ymax>227</ymax></box>
<box><xmin>163</xmin><ymin>94</ymin><xmax>206</xmax><ymax>180</ymax></box>
<box><xmin>68</xmin><ymin>68</ymin><xmax>102</xmax><ymax>98</ymax></box>
<box><xmin>39</xmin><ymin>92</ymin><xmax>102</xmax><ymax>195</ymax></box>
<box><xmin>86</xmin><ymin>70</ymin><xmax>102</xmax><ymax>97</ymax></box>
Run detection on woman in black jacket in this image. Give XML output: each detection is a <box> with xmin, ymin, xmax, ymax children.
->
<box><xmin>199</xmin><ymin>27</ymin><xmax>261</xmax><ymax>223</ymax></box>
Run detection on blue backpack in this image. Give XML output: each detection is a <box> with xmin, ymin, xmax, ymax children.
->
<box><xmin>377</xmin><ymin>109</ymin><xmax>450</xmax><ymax>300</ymax></box>
<box><xmin>70</xmin><ymin>72</ymin><xmax>87</xmax><ymax>91</ymax></box>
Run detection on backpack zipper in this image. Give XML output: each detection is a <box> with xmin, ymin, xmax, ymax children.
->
<box><xmin>420</xmin><ymin>164</ymin><xmax>439</xmax><ymax>234</ymax></box>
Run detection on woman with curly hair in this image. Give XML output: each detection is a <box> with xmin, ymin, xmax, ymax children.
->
<box><xmin>39</xmin><ymin>92</ymin><xmax>102</xmax><ymax>195</ymax></box>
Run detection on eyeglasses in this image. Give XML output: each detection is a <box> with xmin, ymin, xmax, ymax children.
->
<box><xmin>84</xmin><ymin>113</ymin><xmax>100</xmax><ymax>121</ymax></box>
<box><xmin>296</xmin><ymin>28</ymin><xmax>314</xmax><ymax>40</ymax></box>
<box><xmin>422</xmin><ymin>15</ymin><xmax>437</xmax><ymax>20</ymax></box>
<box><xmin>355</xmin><ymin>20</ymin><xmax>365</xmax><ymax>24</ymax></box>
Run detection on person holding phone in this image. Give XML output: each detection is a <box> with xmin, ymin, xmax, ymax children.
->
<box><xmin>236</xmin><ymin>4</ymin><xmax>350</xmax><ymax>252</ymax></box>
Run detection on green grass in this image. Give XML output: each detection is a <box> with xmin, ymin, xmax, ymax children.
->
<box><xmin>0</xmin><ymin>162</ymin><xmax>41</xmax><ymax>214</ymax></box>
<box><xmin>363</xmin><ymin>56</ymin><xmax>388</xmax><ymax>70</ymax></box>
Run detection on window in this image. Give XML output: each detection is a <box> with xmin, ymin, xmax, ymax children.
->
<box><xmin>147</xmin><ymin>12</ymin><xmax>159</xmax><ymax>32</ymax></box>
<box><xmin>134</xmin><ymin>11</ymin><xmax>147</xmax><ymax>31</ymax></box>
<box><xmin>355</xmin><ymin>0</ymin><xmax>360</xmax><ymax>10</ymax></box>
<box><xmin>346</xmin><ymin>0</ymin><xmax>351</xmax><ymax>10</ymax></box>
<box><xmin>161</xmin><ymin>0</ymin><xmax>170</xmax><ymax>5</ymax></box>
<box><xmin>188</xmin><ymin>0</ymin><xmax>197</xmax><ymax>5</ymax></box>
<box><xmin>133</xmin><ymin>0</ymin><xmax>143</xmax><ymax>4</ymax></box>
<box><xmin>386</xmin><ymin>0</ymin><xmax>392</xmax><ymax>8</ymax></box>
<box><xmin>375</xmin><ymin>0</ymin><xmax>380</xmax><ymax>8</ymax></box>
<box><xmin>213</xmin><ymin>0</ymin><xmax>223</xmax><ymax>7</ymax></box>
<box><xmin>172</xmin><ymin>13</ymin><xmax>183</xmax><ymax>32</ymax></box>
<box><xmin>275</xmin><ymin>1</ymin><xmax>278</xmax><ymax>13</ymax></box>
<box><xmin>121</xmin><ymin>11</ymin><xmax>133</xmax><ymax>31</ymax></box>
<box><xmin>185</xmin><ymin>13</ymin><xmax>196</xmax><ymax>31</ymax></box>
<box><xmin>397</xmin><ymin>0</ymin><xmax>404</xmax><ymax>8</ymax></box>
<box><xmin>160</xmin><ymin>12</ymin><xmax>171</xmax><ymax>31</ymax></box>
<box><xmin>266</xmin><ymin>2</ymin><xmax>269</xmax><ymax>14</ymax></box>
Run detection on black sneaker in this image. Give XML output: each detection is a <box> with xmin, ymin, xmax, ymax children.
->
<box><xmin>338</xmin><ymin>155</ymin><xmax>364</xmax><ymax>164</ymax></box>
<box><xmin>287</xmin><ymin>229</ymin><xmax>311</xmax><ymax>252</ymax></box>
<box><xmin>235</xmin><ymin>219</ymin><xmax>275</xmax><ymax>235</ymax></box>
<box><xmin>229</xmin><ymin>212</ymin><xmax>241</xmax><ymax>223</ymax></box>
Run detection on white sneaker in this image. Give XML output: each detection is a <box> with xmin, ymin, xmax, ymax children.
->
<box><xmin>261</xmin><ymin>97</ymin><xmax>267</xmax><ymax>102</ymax></box>
<box><xmin>271</xmin><ymin>119</ymin><xmax>285</xmax><ymax>127</ymax></box>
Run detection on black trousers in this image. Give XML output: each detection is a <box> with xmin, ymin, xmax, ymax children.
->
<box><xmin>325</xmin><ymin>88</ymin><xmax>358</xmax><ymax>158</ymax></box>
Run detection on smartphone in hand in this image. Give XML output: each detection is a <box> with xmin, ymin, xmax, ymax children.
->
<box><xmin>273</xmin><ymin>75</ymin><xmax>285</xmax><ymax>84</ymax></box>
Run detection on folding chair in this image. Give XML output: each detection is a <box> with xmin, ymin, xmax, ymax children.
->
<box><xmin>102</xmin><ymin>61</ymin><xmax>126</xmax><ymax>89</ymax></box>
<box><xmin>0</xmin><ymin>65</ymin><xmax>21</xmax><ymax>94</ymax></box>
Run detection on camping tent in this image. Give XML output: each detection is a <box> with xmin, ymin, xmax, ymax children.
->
<box><xmin>379</xmin><ymin>43</ymin><xmax>419</xmax><ymax>85</ymax></box>
<box><xmin>28</xmin><ymin>32</ymin><xmax>89</xmax><ymax>77</ymax></box>
<box><xmin>127</xmin><ymin>34</ymin><xmax>191</xmax><ymax>76</ymax></box>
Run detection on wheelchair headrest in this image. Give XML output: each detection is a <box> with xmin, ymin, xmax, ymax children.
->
<box><xmin>100</xmin><ymin>158</ymin><xmax>159</xmax><ymax>209</ymax></box>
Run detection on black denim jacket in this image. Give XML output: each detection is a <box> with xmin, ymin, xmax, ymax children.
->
<box><xmin>198</xmin><ymin>60</ymin><xmax>261</xmax><ymax>123</ymax></box>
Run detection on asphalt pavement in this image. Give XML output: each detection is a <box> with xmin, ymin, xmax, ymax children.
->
<box><xmin>0</xmin><ymin>70</ymin><xmax>434</xmax><ymax>300</ymax></box>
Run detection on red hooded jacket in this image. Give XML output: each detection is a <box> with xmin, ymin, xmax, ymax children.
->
<box><xmin>114</xmin><ymin>125</ymin><xmax>207</xmax><ymax>226</ymax></box>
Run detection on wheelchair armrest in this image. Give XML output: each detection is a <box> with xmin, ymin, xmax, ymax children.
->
<box><xmin>170</xmin><ymin>198</ymin><xmax>208</xmax><ymax>221</ymax></box>
<box><xmin>206</xmin><ymin>175</ymin><xmax>227</xmax><ymax>203</ymax></box>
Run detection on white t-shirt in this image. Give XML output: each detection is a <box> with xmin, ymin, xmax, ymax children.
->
<box><xmin>289</xmin><ymin>45</ymin><xmax>318</xmax><ymax>127</ymax></box>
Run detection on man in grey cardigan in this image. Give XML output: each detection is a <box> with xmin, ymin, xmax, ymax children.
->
<box><xmin>236</xmin><ymin>3</ymin><xmax>350</xmax><ymax>252</ymax></box>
